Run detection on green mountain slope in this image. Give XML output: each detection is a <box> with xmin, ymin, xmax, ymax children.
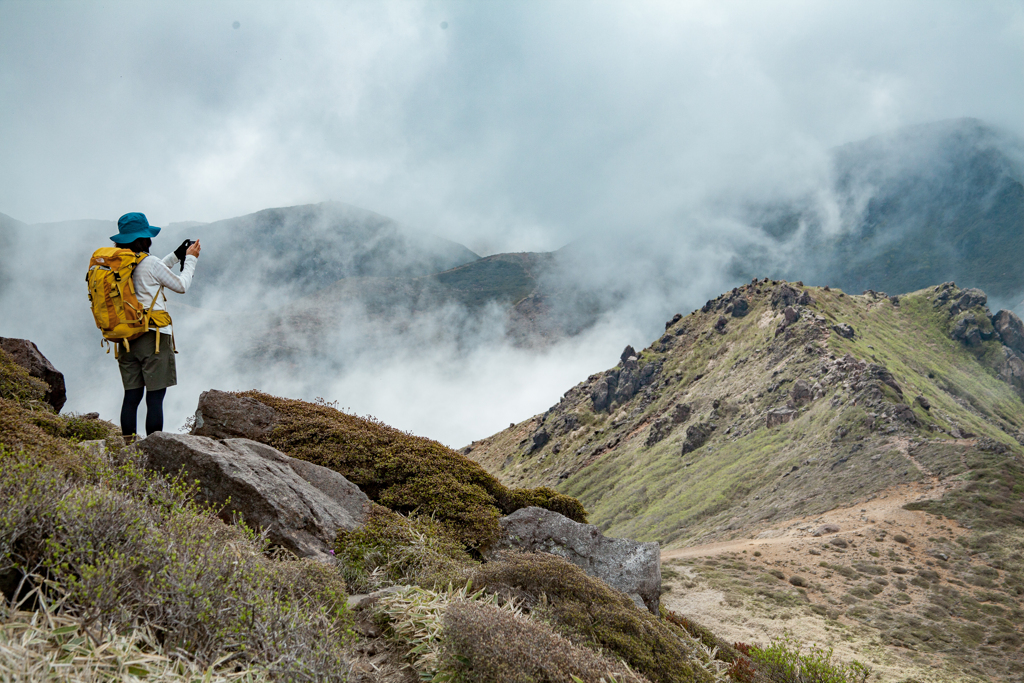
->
<box><xmin>466</xmin><ymin>279</ymin><xmax>1024</xmax><ymax>547</ymax></box>
<box><xmin>738</xmin><ymin>119</ymin><xmax>1024</xmax><ymax>310</ymax></box>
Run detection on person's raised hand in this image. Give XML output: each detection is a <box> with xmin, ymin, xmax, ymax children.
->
<box><xmin>173</xmin><ymin>239</ymin><xmax>191</xmax><ymax>267</ymax></box>
<box><xmin>186</xmin><ymin>239</ymin><xmax>201</xmax><ymax>258</ymax></box>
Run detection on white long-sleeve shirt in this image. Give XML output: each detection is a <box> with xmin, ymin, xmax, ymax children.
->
<box><xmin>132</xmin><ymin>252</ymin><xmax>198</xmax><ymax>335</ymax></box>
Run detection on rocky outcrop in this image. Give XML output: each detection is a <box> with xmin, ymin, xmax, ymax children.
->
<box><xmin>993</xmin><ymin>310</ymin><xmax>1024</xmax><ymax>355</ymax></box>
<box><xmin>0</xmin><ymin>338</ymin><xmax>66</xmax><ymax>412</ymax></box>
<box><xmin>729</xmin><ymin>297</ymin><xmax>749</xmax><ymax>317</ymax></box>
<box><xmin>590</xmin><ymin>358</ymin><xmax>663</xmax><ymax>413</ymax></box>
<box><xmin>137</xmin><ymin>432</ymin><xmax>369</xmax><ymax>559</ymax></box>
<box><xmin>620</xmin><ymin>345</ymin><xmax>637</xmax><ymax>364</ymax></box>
<box><xmin>831</xmin><ymin>323</ymin><xmax>855</xmax><ymax>339</ymax></box>
<box><xmin>995</xmin><ymin>347</ymin><xmax>1024</xmax><ymax>394</ymax></box>
<box><xmin>645</xmin><ymin>417</ymin><xmax>672</xmax><ymax>447</ymax></box>
<box><xmin>790</xmin><ymin>379</ymin><xmax>812</xmax><ymax>405</ymax></box>
<box><xmin>483</xmin><ymin>506</ymin><xmax>661</xmax><ymax>614</ymax></box>
<box><xmin>950</xmin><ymin>288</ymin><xmax>987</xmax><ymax>315</ymax></box>
<box><xmin>530</xmin><ymin>429</ymin><xmax>550</xmax><ymax>452</ymax></box>
<box><xmin>951</xmin><ymin>311</ymin><xmax>995</xmax><ymax>347</ymax></box>
<box><xmin>766</xmin><ymin>408</ymin><xmax>797</xmax><ymax>428</ymax></box>
<box><xmin>191</xmin><ymin>390</ymin><xmax>281</xmax><ymax>440</ymax></box>
<box><xmin>672</xmin><ymin>403</ymin><xmax>692</xmax><ymax>423</ymax></box>
<box><xmin>771</xmin><ymin>283</ymin><xmax>812</xmax><ymax>309</ymax></box>
<box><xmin>681</xmin><ymin>421</ymin><xmax>714</xmax><ymax>455</ymax></box>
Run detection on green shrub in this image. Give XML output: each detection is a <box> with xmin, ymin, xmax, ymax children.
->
<box><xmin>334</xmin><ymin>504</ymin><xmax>475</xmax><ymax>593</ymax></box>
<box><xmin>746</xmin><ymin>637</ymin><xmax>869</xmax><ymax>683</ymax></box>
<box><xmin>239</xmin><ymin>391</ymin><xmax>588</xmax><ymax>548</ymax></box>
<box><xmin>0</xmin><ymin>455</ymin><xmax>352</xmax><ymax>678</ymax></box>
<box><xmin>472</xmin><ymin>552</ymin><xmax>712</xmax><ymax>683</ymax></box>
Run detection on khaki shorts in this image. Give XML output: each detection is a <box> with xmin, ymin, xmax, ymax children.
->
<box><xmin>118</xmin><ymin>331</ymin><xmax>176</xmax><ymax>391</ymax></box>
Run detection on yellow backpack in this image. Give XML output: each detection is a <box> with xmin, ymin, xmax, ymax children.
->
<box><xmin>86</xmin><ymin>248</ymin><xmax>173</xmax><ymax>355</ymax></box>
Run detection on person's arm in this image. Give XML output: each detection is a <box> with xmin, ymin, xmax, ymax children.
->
<box><xmin>161</xmin><ymin>253</ymin><xmax>178</xmax><ymax>268</ymax></box>
<box><xmin>147</xmin><ymin>254</ymin><xmax>197</xmax><ymax>294</ymax></box>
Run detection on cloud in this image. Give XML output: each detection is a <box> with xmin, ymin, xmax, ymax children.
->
<box><xmin>1</xmin><ymin>0</ymin><xmax>1022</xmax><ymax>444</ymax></box>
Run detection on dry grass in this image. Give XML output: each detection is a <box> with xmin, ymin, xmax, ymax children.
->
<box><xmin>0</xmin><ymin>588</ymin><xmax>267</xmax><ymax>682</ymax></box>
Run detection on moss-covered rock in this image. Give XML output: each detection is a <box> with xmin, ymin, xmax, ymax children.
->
<box><xmin>239</xmin><ymin>391</ymin><xmax>587</xmax><ymax>548</ymax></box>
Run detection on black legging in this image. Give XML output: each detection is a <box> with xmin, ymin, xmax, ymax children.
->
<box><xmin>120</xmin><ymin>387</ymin><xmax>166</xmax><ymax>436</ymax></box>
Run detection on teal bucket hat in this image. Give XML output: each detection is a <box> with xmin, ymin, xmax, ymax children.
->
<box><xmin>111</xmin><ymin>212</ymin><xmax>161</xmax><ymax>244</ymax></box>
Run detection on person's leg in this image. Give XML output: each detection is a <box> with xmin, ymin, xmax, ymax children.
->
<box><xmin>144</xmin><ymin>387</ymin><xmax>166</xmax><ymax>434</ymax></box>
<box><xmin>120</xmin><ymin>387</ymin><xmax>145</xmax><ymax>436</ymax></box>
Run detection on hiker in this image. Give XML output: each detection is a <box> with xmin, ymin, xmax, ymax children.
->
<box><xmin>106</xmin><ymin>212</ymin><xmax>201</xmax><ymax>440</ymax></box>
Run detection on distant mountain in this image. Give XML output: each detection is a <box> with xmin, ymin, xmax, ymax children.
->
<box><xmin>737</xmin><ymin>119</ymin><xmax>1024</xmax><ymax>309</ymax></box>
<box><xmin>155</xmin><ymin>202</ymin><xmax>482</xmax><ymax>306</ymax></box>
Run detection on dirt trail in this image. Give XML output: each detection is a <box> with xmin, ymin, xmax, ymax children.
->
<box><xmin>661</xmin><ymin>478</ymin><xmax>955</xmax><ymax>562</ymax></box>
<box><xmin>659</xmin><ymin>477</ymin><xmax>978</xmax><ymax>683</ymax></box>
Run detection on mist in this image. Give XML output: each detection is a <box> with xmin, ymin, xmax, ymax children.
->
<box><xmin>2</xmin><ymin>1</ymin><xmax>1022</xmax><ymax>445</ymax></box>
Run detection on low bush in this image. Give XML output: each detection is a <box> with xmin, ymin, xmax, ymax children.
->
<box><xmin>471</xmin><ymin>552</ymin><xmax>712</xmax><ymax>683</ymax></box>
<box><xmin>334</xmin><ymin>504</ymin><xmax>474</xmax><ymax>593</ymax></box>
<box><xmin>743</xmin><ymin>637</ymin><xmax>869</xmax><ymax>683</ymax></box>
<box><xmin>240</xmin><ymin>391</ymin><xmax>588</xmax><ymax>548</ymax></box>
<box><xmin>442</xmin><ymin>598</ymin><xmax>648</xmax><ymax>683</ymax></box>
<box><xmin>0</xmin><ymin>454</ymin><xmax>352</xmax><ymax>678</ymax></box>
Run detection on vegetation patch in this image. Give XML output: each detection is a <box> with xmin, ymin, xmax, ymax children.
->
<box><xmin>241</xmin><ymin>391</ymin><xmax>587</xmax><ymax>548</ymax></box>
<box><xmin>472</xmin><ymin>551</ymin><xmax>712</xmax><ymax>683</ymax></box>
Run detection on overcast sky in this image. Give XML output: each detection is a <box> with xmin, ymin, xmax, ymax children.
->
<box><xmin>2</xmin><ymin>0</ymin><xmax>1022</xmax><ymax>255</ymax></box>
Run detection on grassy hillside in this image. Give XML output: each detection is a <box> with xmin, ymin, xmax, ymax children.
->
<box><xmin>466</xmin><ymin>278</ymin><xmax>1024</xmax><ymax>680</ymax></box>
<box><xmin>466</xmin><ymin>279</ymin><xmax>1024</xmax><ymax>546</ymax></box>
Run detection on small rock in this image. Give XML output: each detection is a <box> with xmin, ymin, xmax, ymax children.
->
<box><xmin>671</xmin><ymin>403</ymin><xmax>692</xmax><ymax>424</ymax></box>
<box><xmin>731</xmin><ymin>298</ymin><xmax>750</xmax><ymax>318</ymax></box>
<box><xmin>681</xmin><ymin>422</ymin><xmax>715</xmax><ymax>455</ymax></box>
<box><xmin>914</xmin><ymin>395</ymin><xmax>931</xmax><ymax>411</ymax></box>
<box><xmin>191</xmin><ymin>390</ymin><xmax>280</xmax><ymax>440</ymax></box>
<box><xmin>829</xmin><ymin>537</ymin><xmax>849</xmax><ymax>548</ymax></box>
<box><xmin>530</xmin><ymin>429</ymin><xmax>550</xmax><ymax>452</ymax></box>
<box><xmin>894</xmin><ymin>403</ymin><xmax>918</xmax><ymax>425</ymax></box>
<box><xmin>766</xmin><ymin>408</ymin><xmax>797</xmax><ymax>428</ymax></box>
<box><xmin>784</xmin><ymin>306</ymin><xmax>800</xmax><ymax>324</ymax></box>
<box><xmin>790</xmin><ymin>379</ymin><xmax>812</xmax><ymax>405</ymax></box>
<box><xmin>831</xmin><ymin>323</ymin><xmax>855</xmax><ymax>339</ymax></box>
<box><xmin>620</xmin><ymin>345</ymin><xmax>637</xmax><ymax>364</ymax></box>
<box><xmin>715</xmin><ymin>316</ymin><xmax>728</xmax><ymax>333</ymax></box>
<box><xmin>812</xmin><ymin>524</ymin><xmax>840</xmax><ymax>537</ymax></box>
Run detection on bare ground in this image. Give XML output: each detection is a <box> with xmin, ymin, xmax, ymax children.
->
<box><xmin>660</xmin><ymin>476</ymin><xmax>1022</xmax><ymax>683</ymax></box>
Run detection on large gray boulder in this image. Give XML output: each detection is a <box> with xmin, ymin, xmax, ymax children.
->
<box><xmin>191</xmin><ymin>389</ymin><xmax>280</xmax><ymax>440</ymax></box>
<box><xmin>0</xmin><ymin>338</ymin><xmax>66</xmax><ymax>412</ymax></box>
<box><xmin>483</xmin><ymin>506</ymin><xmax>661</xmax><ymax>614</ymax></box>
<box><xmin>136</xmin><ymin>433</ymin><xmax>369</xmax><ymax>559</ymax></box>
